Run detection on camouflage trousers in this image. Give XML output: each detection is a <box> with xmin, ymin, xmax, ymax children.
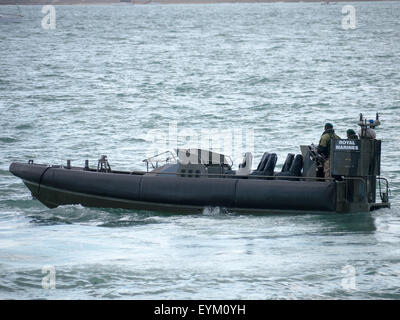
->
<box><xmin>324</xmin><ymin>158</ymin><xmax>330</xmax><ymax>181</ymax></box>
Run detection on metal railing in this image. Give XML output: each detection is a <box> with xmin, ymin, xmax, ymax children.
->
<box><xmin>377</xmin><ymin>176</ymin><xmax>390</xmax><ymax>203</ymax></box>
<box><xmin>142</xmin><ymin>151</ymin><xmax>177</xmax><ymax>172</ymax></box>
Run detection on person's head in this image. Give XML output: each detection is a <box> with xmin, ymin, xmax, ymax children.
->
<box><xmin>346</xmin><ymin>129</ymin><xmax>356</xmax><ymax>137</ymax></box>
<box><xmin>324</xmin><ymin>123</ymin><xmax>333</xmax><ymax>130</ymax></box>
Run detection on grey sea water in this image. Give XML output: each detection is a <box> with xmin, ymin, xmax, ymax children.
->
<box><xmin>0</xmin><ymin>2</ymin><xmax>400</xmax><ymax>299</ymax></box>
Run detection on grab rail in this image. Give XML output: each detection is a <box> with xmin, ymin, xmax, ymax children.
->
<box><xmin>377</xmin><ymin>176</ymin><xmax>390</xmax><ymax>203</ymax></box>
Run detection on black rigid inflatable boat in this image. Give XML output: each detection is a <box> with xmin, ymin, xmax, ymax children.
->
<box><xmin>9</xmin><ymin>115</ymin><xmax>391</xmax><ymax>214</ymax></box>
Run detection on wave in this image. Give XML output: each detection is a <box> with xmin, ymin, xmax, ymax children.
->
<box><xmin>26</xmin><ymin>205</ymin><xmax>165</xmax><ymax>227</ymax></box>
<box><xmin>0</xmin><ymin>137</ymin><xmax>18</xmax><ymax>143</ymax></box>
<box><xmin>15</xmin><ymin>124</ymin><xmax>33</xmax><ymax>130</ymax></box>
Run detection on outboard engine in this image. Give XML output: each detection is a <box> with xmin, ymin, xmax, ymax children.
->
<box><xmin>236</xmin><ymin>152</ymin><xmax>253</xmax><ymax>176</ymax></box>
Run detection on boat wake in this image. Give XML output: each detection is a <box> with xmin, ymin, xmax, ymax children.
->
<box><xmin>27</xmin><ymin>205</ymin><xmax>163</xmax><ymax>227</ymax></box>
<box><xmin>202</xmin><ymin>206</ymin><xmax>230</xmax><ymax>216</ymax></box>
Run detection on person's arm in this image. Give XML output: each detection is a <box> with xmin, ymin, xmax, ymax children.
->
<box><xmin>317</xmin><ymin>134</ymin><xmax>329</xmax><ymax>157</ymax></box>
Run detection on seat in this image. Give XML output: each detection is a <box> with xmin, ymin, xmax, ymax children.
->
<box><xmin>262</xmin><ymin>153</ymin><xmax>277</xmax><ymax>178</ymax></box>
<box><xmin>281</xmin><ymin>153</ymin><xmax>295</xmax><ymax>172</ymax></box>
<box><xmin>255</xmin><ymin>152</ymin><xmax>270</xmax><ymax>172</ymax></box>
<box><xmin>274</xmin><ymin>154</ymin><xmax>303</xmax><ymax>180</ymax></box>
<box><xmin>289</xmin><ymin>154</ymin><xmax>303</xmax><ymax>177</ymax></box>
<box><xmin>251</xmin><ymin>152</ymin><xmax>269</xmax><ymax>176</ymax></box>
<box><xmin>236</xmin><ymin>152</ymin><xmax>253</xmax><ymax>176</ymax></box>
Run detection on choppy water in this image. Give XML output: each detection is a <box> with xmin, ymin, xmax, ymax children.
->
<box><xmin>1</xmin><ymin>2</ymin><xmax>400</xmax><ymax>299</ymax></box>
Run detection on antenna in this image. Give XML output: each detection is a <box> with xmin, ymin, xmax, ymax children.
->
<box><xmin>357</xmin><ymin>113</ymin><xmax>380</xmax><ymax>138</ymax></box>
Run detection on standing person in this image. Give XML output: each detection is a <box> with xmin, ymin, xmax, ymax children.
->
<box><xmin>317</xmin><ymin>123</ymin><xmax>340</xmax><ymax>180</ymax></box>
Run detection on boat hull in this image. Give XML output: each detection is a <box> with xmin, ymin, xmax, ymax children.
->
<box><xmin>10</xmin><ymin>162</ymin><xmax>340</xmax><ymax>214</ymax></box>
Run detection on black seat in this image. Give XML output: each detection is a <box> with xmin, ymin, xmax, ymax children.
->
<box><xmin>289</xmin><ymin>154</ymin><xmax>303</xmax><ymax>177</ymax></box>
<box><xmin>251</xmin><ymin>152</ymin><xmax>270</xmax><ymax>176</ymax></box>
<box><xmin>274</xmin><ymin>154</ymin><xmax>303</xmax><ymax>181</ymax></box>
<box><xmin>262</xmin><ymin>153</ymin><xmax>277</xmax><ymax>178</ymax></box>
<box><xmin>281</xmin><ymin>153</ymin><xmax>295</xmax><ymax>172</ymax></box>
<box><xmin>255</xmin><ymin>152</ymin><xmax>270</xmax><ymax>172</ymax></box>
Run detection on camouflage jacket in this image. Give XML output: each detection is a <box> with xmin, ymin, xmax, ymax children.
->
<box><xmin>317</xmin><ymin>129</ymin><xmax>341</xmax><ymax>157</ymax></box>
